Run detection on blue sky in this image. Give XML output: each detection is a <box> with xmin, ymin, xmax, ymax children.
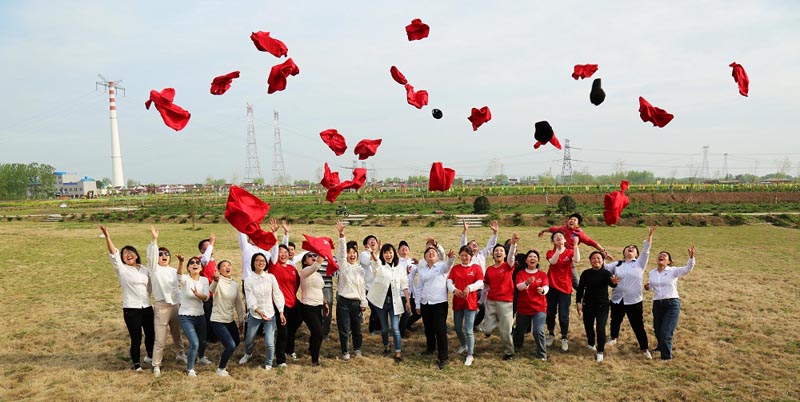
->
<box><xmin>1</xmin><ymin>1</ymin><xmax>798</xmax><ymax>184</ymax></box>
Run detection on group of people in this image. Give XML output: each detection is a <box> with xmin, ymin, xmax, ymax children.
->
<box><xmin>100</xmin><ymin>212</ymin><xmax>697</xmax><ymax>377</ymax></box>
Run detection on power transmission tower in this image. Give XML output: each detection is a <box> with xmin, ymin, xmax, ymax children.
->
<box><xmin>701</xmin><ymin>146</ymin><xmax>710</xmax><ymax>180</ymax></box>
<box><xmin>723</xmin><ymin>153</ymin><xmax>729</xmax><ymax>179</ymax></box>
<box><xmin>272</xmin><ymin>110</ymin><xmax>288</xmax><ymax>186</ymax></box>
<box><xmin>243</xmin><ymin>103</ymin><xmax>263</xmax><ymax>184</ymax></box>
<box><xmin>560</xmin><ymin>139</ymin><xmax>572</xmax><ymax>184</ymax></box>
<box><xmin>96</xmin><ymin>75</ymin><xmax>126</xmax><ymax>188</ymax></box>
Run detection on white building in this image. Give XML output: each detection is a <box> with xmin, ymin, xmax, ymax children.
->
<box><xmin>55</xmin><ymin>171</ymin><xmax>97</xmax><ymax>198</ymax></box>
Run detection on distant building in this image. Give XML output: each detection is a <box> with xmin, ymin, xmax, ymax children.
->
<box><xmin>55</xmin><ymin>171</ymin><xmax>97</xmax><ymax>198</ymax></box>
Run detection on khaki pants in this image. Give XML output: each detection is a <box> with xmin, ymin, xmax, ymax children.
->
<box><xmin>481</xmin><ymin>300</ymin><xmax>514</xmax><ymax>356</ymax></box>
<box><xmin>153</xmin><ymin>301</ymin><xmax>184</xmax><ymax>367</ymax></box>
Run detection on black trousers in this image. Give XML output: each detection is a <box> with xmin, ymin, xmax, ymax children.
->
<box><xmin>610</xmin><ymin>300</ymin><xmax>649</xmax><ymax>351</ymax></box>
<box><xmin>123</xmin><ymin>307</ymin><xmax>155</xmax><ymax>368</ymax></box>
<box><xmin>275</xmin><ymin>303</ymin><xmax>303</xmax><ymax>364</ymax></box>
<box><xmin>473</xmin><ymin>290</ymin><xmax>485</xmax><ymax>328</ymax></box>
<box><xmin>421</xmin><ymin>302</ymin><xmax>449</xmax><ymax>362</ymax></box>
<box><xmin>336</xmin><ymin>296</ymin><xmax>363</xmax><ymax>354</ymax></box>
<box><xmin>203</xmin><ymin>297</ymin><xmax>217</xmax><ymax>343</ymax></box>
<box><xmin>582</xmin><ymin>302</ymin><xmax>609</xmax><ymax>353</ymax></box>
<box><xmin>301</xmin><ymin>304</ymin><xmax>325</xmax><ymax>363</ymax></box>
<box><xmin>368</xmin><ymin>302</ymin><xmax>381</xmax><ymax>333</ymax></box>
<box><xmin>405</xmin><ymin>296</ymin><xmax>422</xmax><ymax>330</ymax></box>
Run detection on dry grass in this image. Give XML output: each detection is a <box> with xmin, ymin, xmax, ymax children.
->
<box><xmin>0</xmin><ymin>222</ymin><xmax>798</xmax><ymax>402</ymax></box>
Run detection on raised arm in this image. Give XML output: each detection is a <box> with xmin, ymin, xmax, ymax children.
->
<box><xmin>281</xmin><ymin>220</ymin><xmax>291</xmax><ymax>244</ymax></box>
<box><xmin>98</xmin><ymin>224</ymin><xmax>116</xmax><ymax>255</ymax></box>
<box><xmin>460</xmin><ymin>220</ymin><xmax>469</xmax><ymax>247</ymax></box>
<box><xmin>507</xmin><ymin>233</ymin><xmax>519</xmax><ymax>266</ymax></box>
<box><xmin>479</xmin><ymin>220</ymin><xmax>499</xmax><ymax>258</ymax></box>
<box><xmin>638</xmin><ymin>226</ymin><xmax>656</xmax><ymax>270</ymax></box>
<box><xmin>146</xmin><ymin>225</ymin><xmax>159</xmax><ymax>270</ymax></box>
<box><xmin>673</xmin><ymin>245</ymin><xmax>696</xmax><ymax>277</ymax></box>
<box><xmin>176</xmin><ymin>254</ymin><xmax>186</xmax><ymax>275</ymax></box>
<box><xmin>572</xmin><ymin>235</ymin><xmax>581</xmax><ymax>264</ymax></box>
<box><xmin>201</xmin><ymin>233</ymin><xmax>216</xmax><ymax>265</ymax></box>
<box><xmin>336</xmin><ymin>221</ymin><xmax>346</xmax><ymax>262</ymax></box>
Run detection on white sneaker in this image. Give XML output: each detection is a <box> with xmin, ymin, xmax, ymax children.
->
<box><xmin>176</xmin><ymin>352</ymin><xmax>188</xmax><ymax>363</ymax></box>
<box><xmin>342</xmin><ymin>353</ymin><xmax>351</xmax><ymax>361</ymax></box>
<box><xmin>643</xmin><ymin>350</ymin><xmax>653</xmax><ymax>360</ymax></box>
<box><xmin>264</xmin><ymin>365</ymin><xmax>272</xmax><ymax>371</ymax></box>
<box><xmin>464</xmin><ymin>355</ymin><xmax>474</xmax><ymax>366</ymax></box>
<box><xmin>134</xmin><ymin>367</ymin><xmax>143</xmax><ymax>373</ymax></box>
<box><xmin>587</xmin><ymin>345</ymin><xmax>597</xmax><ymax>352</ymax></box>
<box><xmin>596</xmin><ymin>353</ymin><xmax>604</xmax><ymax>363</ymax></box>
<box><xmin>238</xmin><ymin>354</ymin><xmax>251</xmax><ymax>365</ymax></box>
<box><xmin>216</xmin><ymin>368</ymin><xmax>230</xmax><ymax>377</ymax></box>
<box><xmin>187</xmin><ymin>369</ymin><xmax>197</xmax><ymax>377</ymax></box>
<box><xmin>456</xmin><ymin>345</ymin><xmax>468</xmax><ymax>355</ymax></box>
<box><xmin>546</xmin><ymin>335</ymin><xmax>555</xmax><ymax>347</ymax></box>
<box><xmin>561</xmin><ymin>338</ymin><xmax>569</xmax><ymax>352</ymax></box>
<box><xmin>607</xmin><ymin>338</ymin><xmax>617</xmax><ymax>346</ymax></box>
<box><xmin>153</xmin><ymin>367</ymin><xmax>161</xmax><ymax>377</ymax></box>
<box><xmin>354</xmin><ymin>350</ymin><xmax>362</xmax><ymax>357</ymax></box>
<box><xmin>143</xmin><ymin>356</ymin><xmax>153</xmax><ymax>365</ymax></box>
<box><xmin>197</xmin><ymin>356</ymin><xmax>212</xmax><ymax>365</ymax></box>
<box><xmin>289</xmin><ymin>352</ymin><xmax>298</xmax><ymax>360</ymax></box>
<box><xmin>278</xmin><ymin>363</ymin><xmax>287</xmax><ymax>368</ymax></box>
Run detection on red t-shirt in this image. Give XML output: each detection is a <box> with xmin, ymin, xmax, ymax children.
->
<box><xmin>484</xmin><ymin>262</ymin><xmax>514</xmax><ymax>302</ymax></box>
<box><xmin>268</xmin><ymin>262</ymin><xmax>300</xmax><ymax>308</ymax></box>
<box><xmin>515</xmin><ymin>269</ymin><xmax>548</xmax><ymax>315</ymax></box>
<box><xmin>546</xmin><ymin>248</ymin><xmax>574</xmax><ymax>294</ymax></box>
<box><xmin>201</xmin><ymin>260</ymin><xmax>217</xmax><ymax>297</ymax></box>
<box><xmin>448</xmin><ymin>263</ymin><xmax>484</xmax><ymax>311</ymax></box>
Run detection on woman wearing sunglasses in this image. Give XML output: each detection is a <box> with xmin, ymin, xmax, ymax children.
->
<box><xmin>98</xmin><ymin>224</ymin><xmax>154</xmax><ymax>372</ymax></box>
<box><xmin>146</xmin><ymin>225</ymin><xmax>187</xmax><ymax>377</ymax></box>
<box><xmin>604</xmin><ymin>226</ymin><xmax>656</xmax><ymax>359</ymax></box>
<box><xmin>176</xmin><ymin>254</ymin><xmax>209</xmax><ymax>376</ymax></box>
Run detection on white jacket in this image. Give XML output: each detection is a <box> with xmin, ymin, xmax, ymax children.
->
<box><xmin>367</xmin><ymin>260</ymin><xmax>409</xmax><ymax>315</ymax></box>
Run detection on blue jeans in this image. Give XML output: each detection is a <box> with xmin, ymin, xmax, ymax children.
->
<box><xmin>373</xmin><ymin>297</ymin><xmax>402</xmax><ymax>352</ymax></box>
<box><xmin>179</xmin><ymin>315</ymin><xmax>207</xmax><ymax>371</ymax></box>
<box><xmin>513</xmin><ymin>312</ymin><xmax>547</xmax><ymax>359</ymax></box>
<box><xmin>244</xmin><ymin>314</ymin><xmax>277</xmax><ymax>366</ymax></box>
<box><xmin>211</xmin><ymin>321</ymin><xmax>240</xmax><ymax>369</ymax></box>
<box><xmin>546</xmin><ymin>288</ymin><xmax>572</xmax><ymax>339</ymax></box>
<box><xmin>653</xmin><ymin>298</ymin><xmax>681</xmax><ymax>360</ymax></box>
<box><xmin>453</xmin><ymin>309</ymin><xmax>477</xmax><ymax>355</ymax></box>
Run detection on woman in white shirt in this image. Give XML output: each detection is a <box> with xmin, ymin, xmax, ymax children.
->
<box><xmin>414</xmin><ymin>242</ymin><xmax>454</xmax><ymax>369</ymax></box>
<box><xmin>176</xmin><ymin>255</ymin><xmax>209</xmax><ymax>377</ymax></box>
<box><xmin>300</xmin><ymin>252</ymin><xmax>330</xmax><ymax>366</ymax></box>
<box><xmin>604</xmin><ymin>226</ymin><xmax>656</xmax><ymax>359</ymax></box>
<box><xmin>645</xmin><ymin>245</ymin><xmax>696</xmax><ymax>360</ymax></box>
<box><xmin>146</xmin><ymin>226</ymin><xmax>186</xmax><ymax>377</ymax></box>
<box><xmin>98</xmin><ymin>224</ymin><xmax>154</xmax><ymax>372</ymax></box>
<box><xmin>367</xmin><ymin>242</ymin><xmax>412</xmax><ymax>363</ymax></box>
<box><xmin>209</xmin><ymin>260</ymin><xmax>244</xmax><ymax>377</ymax></box>
<box><xmin>240</xmin><ymin>253</ymin><xmax>286</xmax><ymax>370</ymax></box>
<box><xmin>335</xmin><ymin>222</ymin><xmax>367</xmax><ymax>360</ymax></box>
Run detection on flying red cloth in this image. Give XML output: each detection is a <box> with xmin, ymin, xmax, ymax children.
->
<box><xmin>603</xmin><ymin>181</ymin><xmax>630</xmax><ymax>226</ymax></box>
<box><xmin>405</xmin><ymin>84</ymin><xmax>429</xmax><ymax>109</ymax></box>
<box><xmin>320</xmin><ymin>129</ymin><xmax>348</xmax><ymax>156</ymax></box>
<box><xmin>145</xmin><ymin>88</ymin><xmax>191</xmax><ymax>131</ymax></box>
<box><xmin>468</xmin><ymin>106</ymin><xmax>492</xmax><ymax>131</ymax></box>
<box><xmin>428</xmin><ymin>162</ymin><xmax>455</xmax><ymax>192</ymax></box>
<box><xmin>533</xmin><ymin>121</ymin><xmax>562</xmax><ymax>150</ymax></box>
<box><xmin>267</xmin><ymin>58</ymin><xmax>300</xmax><ymax>94</ymax></box>
<box><xmin>224</xmin><ymin>185</ymin><xmax>277</xmax><ymax>251</ymax></box>
<box><xmin>638</xmin><ymin>97</ymin><xmax>674</xmax><ymax>128</ymax></box>
<box><xmin>250</xmin><ymin>31</ymin><xmax>288</xmax><ymax>57</ymax></box>
<box><xmin>354</xmin><ymin>139</ymin><xmax>382</xmax><ymax>160</ymax></box>
<box><xmin>210</xmin><ymin>71</ymin><xmax>240</xmax><ymax>95</ymax></box>
<box><xmin>572</xmin><ymin>64</ymin><xmax>598</xmax><ymax>80</ymax></box>
<box><xmin>405</xmin><ymin>18</ymin><xmax>430</xmax><ymax>41</ymax></box>
<box><xmin>390</xmin><ymin>66</ymin><xmax>408</xmax><ymax>85</ymax></box>
<box><xmin>320</xmin><ymin>162</ymin><xmax>341</xmax><ymax>189</ymax></box>
<box><xmin>729</xmin><ymin>62</ymin><xmax>749</xmax><ymax>97</ymax></box>
<box><xmin>326</xmin><ymin>168</ymin><xmax>367</xmax><ymax>203</ymax></box>
<box><xmin>302</xmin><ymin>234</ymin><xmax>339</xmax><ymax>275</ymax></box>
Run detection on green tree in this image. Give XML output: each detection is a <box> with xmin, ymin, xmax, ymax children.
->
<box><xmin>0</xmin><ymin>162</ymin><xmax>56</xmax><ymax>200</ymax></box>
<box><xmin>557</xmin><ymin>195</ymin><xmax>577</xmax><ymax>214</ymax></box>
<box><xmin>474</xmin><ymin>196</ymin><xmax>491</xmax><ymax>213</ymax></box>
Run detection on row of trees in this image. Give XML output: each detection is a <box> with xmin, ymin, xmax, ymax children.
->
<box><xmin>0</xmin><ymin>163</ymin><xmax>57</xmax><ymax>200</ymax></box>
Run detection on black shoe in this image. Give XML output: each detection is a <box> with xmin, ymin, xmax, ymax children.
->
<box><xmin>311</xmin><ymin>361</ymin><xmax>321</xmax><ymax>367</ymax></box>
<box><xmin>437</xmin><ymin>360</ymin><xmax>447</xmax><ymax>370</ymax></box>
<box><xmin>502</xmin><ymin>354</ymin><xmax>514</xmax><ymax>361</ymax></box>
<box><xmin>394</xmin><ymin>355</ymin><xmax>403</xmax><ymax>364</ymax></box>
<box><xmin>383</xmin><ymin>347</ymin><xmax>391</xmax><ymax>355</ymax></box>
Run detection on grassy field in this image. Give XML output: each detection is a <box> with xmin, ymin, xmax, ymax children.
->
<box><xmin>0</xmin><ymin>222</ymin><xmax>798</xmax><ymax>401</ymax></box>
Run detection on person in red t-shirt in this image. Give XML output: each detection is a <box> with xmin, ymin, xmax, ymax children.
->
<box><xmin>538</xmin><ymin>213</ymin><xmax>608</xmax><ymax>289</ymax></box>
<box><xmin>447</xmin><ymin>246</ymin><xmax>484</xmax><ymax>366</ymax></box>
<box><xmin>268</xmin><ymin>244</ymin><xmax>301</xmax><ymax>367</ymax></box>
<box><xmin>509</xmin><ymin>233</ymin><xmax>550</xmax><ymax>361</ymax></box>
<box><xmin>478</xmin><ymin>244</ymin><xmax>517</xmax><ymax>360</ymax></box>
<box><xmin>546</xmin><ymin>232</ymin><xmax>580</xmax><ymax>352</ymax></box>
